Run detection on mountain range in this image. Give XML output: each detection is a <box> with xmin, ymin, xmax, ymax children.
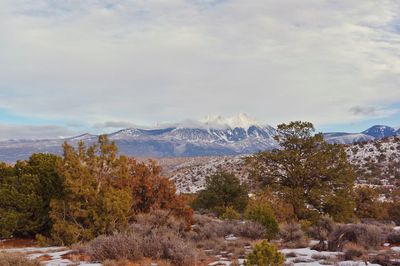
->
<box><xmin>0</xmin><ymin>114</ymin><xmax>399</xmax><ymax>162</ymax></box>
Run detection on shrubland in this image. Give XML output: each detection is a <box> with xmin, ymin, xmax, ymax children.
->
<box><xmin>1</xmin><ymin>121</ymin><xmax>400</xmax><ymax>265</ymax></box>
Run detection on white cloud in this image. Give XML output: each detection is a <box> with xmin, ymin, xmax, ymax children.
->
<box><xmin>0</xmin><ymin>0</ymin><xmax>399</xmax><ymax>132</ymax></box>
<box><xmin>0</xmin><ymin>124</ymin><xmax>77</xmax><ymax>140</ymax></box>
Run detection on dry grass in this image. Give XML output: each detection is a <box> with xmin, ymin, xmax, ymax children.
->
<box><xmin>0</xmin><ymin>252</ymin><xmax>40</xmax><ymax>266</ymax></box>
<box><xmin>0</xmin><ymin>238</ymin><xmax>36</xmax><ymax>249</ymax></box>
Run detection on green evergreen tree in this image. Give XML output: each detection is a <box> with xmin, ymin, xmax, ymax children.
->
<box><xmin>248</xmin><ymin>121</ymin><xmax>355</xmax><ymax>222</ymax></box>
<box><xmin>49</xmin><ymin>136</ymin><xmax>132</xmax><ymax>245</ymax></box>
<box><xmin>193</xmin><ymin>171</ymin><xmax>249</xmax><ymax>215</ymax></box>
<box><xmin>244</xmin><ymin>200</ymin><xmax>279</xmax><ymax>239</ymax></box>
<box><xmin>0</xmin><ymin>154</ymin><xmax>62</xmax><ymax>238</ymax></box>
<box><xmin>354</xmin><ymin>186</ymin><xmax>387</xmax><ymax>220</ymax></box>
<box><xmin>245</xmin><ymin>240</ymin><xmax>284</xmax><ymax>266</ymax></box>
<box><xmin>0</xmin><ymin>162</ymin><xmax>43</xmax><ymax>238</ymax></box>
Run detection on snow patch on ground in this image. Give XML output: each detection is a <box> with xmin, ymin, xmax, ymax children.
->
<box><xmin>0</xmin><ymin>246</ymin><xmax>100</xmax><ymax>266</ymax></box>
<box><xmin>280</xmin><ymin>247</ymin><xmax>382</xmax><ymax>266</ymax></box>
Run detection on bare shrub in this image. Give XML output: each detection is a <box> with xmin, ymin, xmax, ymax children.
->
<box><xmin>133</xmin><ymin>209</ymin><xmax>187</xmax><ymax>236</ymax></box>
<box><xmin>87</xmin><ymin>210</ymin><xmax>196</xmax><ymax>266</ymax></box>
<box><xmin>342</xmin><ymin>242</ymin><xmax>366</xmax><ymax>261</ymax></box>
<box><xmin>233</xmin><ymin>220</ymin><xmax>266</xmax><ymax>239</ymax></box>
<box><xmin>189</xmin><ymin>216</ymin><xmax>265</xmax><ymax>241</ymax></box>
<box><xmin>142</xmin><ymin>228</ymin><xmax>195</xmax><ymax>266</ymax></box>
<box><xmin>309</xmin><ymin>216</ymin><xmax>335</xmax><ymax>251</ymax></box>
<box><xmin>190</xmin><ymin>219</ymin><xmax>228</xmax><ymax>240</ymax></box>
<box><xmin>328</xmin><ymin>224</ymin><xmax>385</xmax><ymax>251</ymax></box>
<box><xmin>0</xmin><ymin>252</ymin><xmax>40</xmax><ymax>266</ymax></box>
<box><xmin>387</xmin><ymin>231</ymin><xmax>400</xmax><ymax>244</ymax></box>
<box><xmin>88</xmin><ymin>232</ymin><xmax>143</xmax><ymax>261</ymax></box>
<box><xmin>280</xmin><ymin>222</ymin><xmax>308</xmax><ymax>248</ymax></box>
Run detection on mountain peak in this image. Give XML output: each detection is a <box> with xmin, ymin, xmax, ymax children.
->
<box><xmin>362</xmin><ymin>125</ymin><xmax>396</xmax><ymax>139</ymax></box>
<box><xmin>201</xmin><ymin>113</ymin><xmax>260</xmax><ymax>129</ymax></box>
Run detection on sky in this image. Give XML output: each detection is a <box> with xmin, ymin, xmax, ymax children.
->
<box><xmin>0</xmin><ymin>0</ymin><xmax>400</xmax><ymax>139</ymax></box>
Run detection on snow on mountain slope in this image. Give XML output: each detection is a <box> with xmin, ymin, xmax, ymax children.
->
<box><xmin>324</xmin><ymin>133</ymin><xmax>374</xmax><ymax>144</ymax></box>
<box><xmin>0</xmin><ymin>115</ymin><xmax>279</xmax><ymax>162</ymax></box>
<box><xmin>161</xmin><ymin>155</ymin><xmax>248</xmax><ymax>193</ymax></box>
<box><xmin>0</xmin><ymin>117</ymin><xmax>398</xmax><ymax>163</ymax></box>
<box><xmin>362</xmin><ymin>125</ymin><xmax>397</xmax><ymax>139</ymax></box>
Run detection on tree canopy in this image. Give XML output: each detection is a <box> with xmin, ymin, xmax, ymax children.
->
<box><xmin>193</xmin><ymin>171</ymin><xmax>249</xmax><ymax>215</ymax></box>
<box><xmin>0</xmin><ymin>135</ymin><xmax>192</xmax><ymax>244</ymax></box>
<box><xmin>247</xmin><ymin>121</ymin><xmax>355</xmax><ymax>222</ymax></box>
<box><xmin>0</xmin><ymin>154</ymin><xmax>62</xmax><ymax>238</ymax></box>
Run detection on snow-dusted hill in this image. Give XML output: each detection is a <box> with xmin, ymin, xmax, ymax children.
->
<box><xmin>362</xmin><ymin>125</ymin><xmax>398</xmax><ymax>139</ymax></box>
<box><xmin>347</xmin><ymin>136</ymin><xmax>400</xmax><ymax>186</ymax></box>
<box><xmin>160</xmin><ymin>136</ymin><xmax>400</xmax><ymax>193</ymax></box>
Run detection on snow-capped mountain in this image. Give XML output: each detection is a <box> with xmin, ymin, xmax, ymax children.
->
<box><xmin>0</xmin><ymin>115</ymin><xmax>398</xmax><ymax>162</ymax></box>
<box><xmin>322</xmin><ymin>132</ymin><xmax>375</xmax><ymax>144</ymax></box>
<box><xmin>362</xmin><ymin>125</ymin><xmax>397</xmax><ymax>139</ymax></box>
<box><xmin>0</xmin><ymin>114</ymin><xmax>279</xmax><ymax>162</ymax></box>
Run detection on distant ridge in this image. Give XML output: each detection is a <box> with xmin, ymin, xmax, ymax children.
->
<box><xmin>0</xmin><ymin>114</ymin><xmax>398</xmax><ymax>162</ymax></box>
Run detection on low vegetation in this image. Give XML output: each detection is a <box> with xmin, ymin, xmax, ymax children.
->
<box><xmin>0</xmin><ymin>252</ymin><xmax>40</xmax><ymax>266</ymax></box>
<box><xmin>328</xmin><ymin>223</ymin><xmax>387</xmax><ymax>251</ymax></box>
<box><xmin>87</xmin><ymin>210</ymin><xmax>267</xmax><ymax>265</ymax></box>
<box><xmin>280</xmin><ymin>222</ymin><xmax>308</xmax><ymax>248</ymax></box>
<box><xmin>245</xmin><ymin>240</ymin><xmax>284</xmax><ymax>266</ymax></box>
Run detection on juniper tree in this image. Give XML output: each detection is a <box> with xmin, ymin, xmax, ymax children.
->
<box><xmin>247</xmin><ymin>121</ymin><xmax>355</xmax><ymax>222</ymax></box>
<box><xmin>50</xmin><ymin>135</ymin><xmax>192</xmax><ymax>245</ymax></box>
<box><xmin>193</xmin><ymin>171</ymin><xmax>249</xmax><ymax>215</ymax></box>
<box><xmin>0</xmin><ymin>154</ymin><xmax>62</xmax><ymax>238</ymax></box>
<box><xmin>49</xmin><ymin>136</ymin><xmax>132</xmax><ymax>245</ymax></box>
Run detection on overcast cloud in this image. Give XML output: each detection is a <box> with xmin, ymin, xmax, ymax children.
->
<box><xmin>0</xmin><ymin>0</ymin><xmax>399</xmax><ymax>138</ymax></box>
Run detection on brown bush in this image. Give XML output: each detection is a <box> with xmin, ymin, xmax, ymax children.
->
<box><xmin>87</xmin><ymin>211</ymin><xmax>196</xmax><ymax>266</ymax></box>
<box><xmin>233</xmin><ymin>220</ymin><xmax>266</xmax><ymax>239</ymax></box>
<box><xmin>190</xmin><ymin>219</ymin><xmax>228</xmax><ymax>240</ymax></box>
<box><xmin>132</xmin><ymin>209</ymin><xmax>188</xmax><ymax>236</ymax></box>
<box><xmin>0</xmin><ymin>252</ymin><xmax>40</xmax><ymax>266</ymax></box>
<box><xmin>88</xmin><ymin>232</ymin><xmax>143</xmax><ymax>261</ymax></box>
<box><xmin>141</xmin><ymin>228</ymin><xmax>195</xmax><ymax>266</ymax></box>
<box><xmin>280</xmin><ymin>222</ymin><xmax>308</xmax><ymax>248</ymax></box>
<box><xmin>126</xmin><ymin>159</ymin><xmax>193</xmax><ymax>226</ymax></box>
<box><xmin>189</xmin><ymin>215</ymin><xmax>265</xmax><ymax>240</ymax></box>
<box><xmin>309</xmin><ymin>216</ymin><xmax>335</xmax><ymax>251</ymax></box>
<box><xmin>328</xmin><ymin>224</ymin><xmax>385</xmax><ymax>251</ymax></box>
<box><xmin>342</xmin><ymin>242</ymin><xmax>366</xmax><ymax>261</ymax></box>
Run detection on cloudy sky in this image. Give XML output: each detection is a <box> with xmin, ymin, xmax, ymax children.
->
<box><xmin>0</xmin><ymin>0</ymin><xmax>400</xmax><ymax>139</ymax></box>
